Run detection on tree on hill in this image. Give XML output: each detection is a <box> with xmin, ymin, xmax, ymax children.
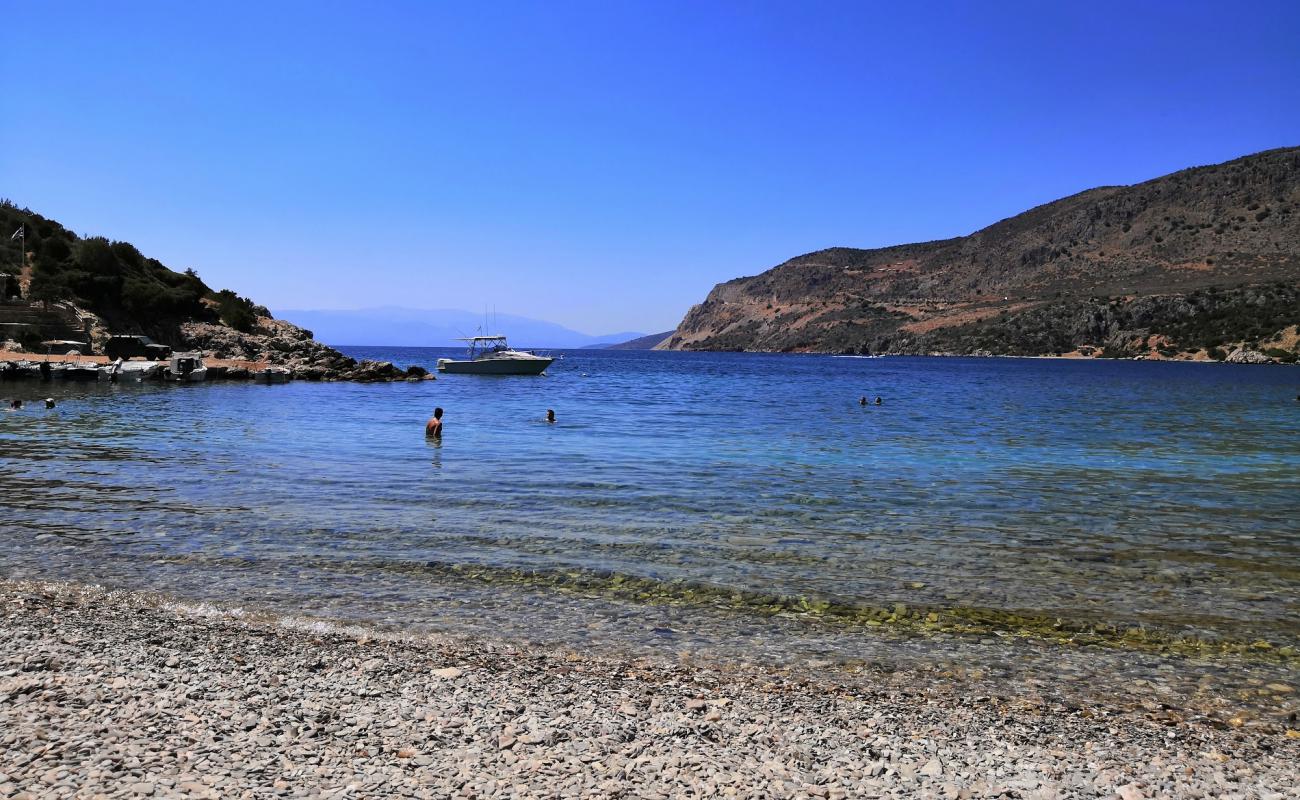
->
<box><xmin>27</xmin><ymin>265</ymin><xmax>68</xmax><ymax>309</ymax></box>
<box><xmin>213</xmin><ymin>289</ymin><xmax>258</xmax><ymax>332</ymax></box>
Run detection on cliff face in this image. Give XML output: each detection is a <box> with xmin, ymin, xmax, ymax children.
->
<box><xmin>662</xmin><ymin>147</ymin><xmax>1300</xmax><ymax>360</ymax></box>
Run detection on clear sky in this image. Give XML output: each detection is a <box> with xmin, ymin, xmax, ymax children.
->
<box><xmin>3</xmin><ymin>1</ymin><xmax>1298</xmax><ymax>334</ymax></box>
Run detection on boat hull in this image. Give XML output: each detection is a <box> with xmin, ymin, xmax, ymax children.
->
<box><xmin>253</xmin><ymin>368</ymin><xmax>291</xmax><ymax>384</ymax></box>
<box><xmin>437</xmin><ymin>357</ymin><xmax>553</xmax><ymax>375</ymax></box>
<box><xmin>168</xmin><ymin>368</ymin><xmax>208</xmax><ymax>382</ymax></box>
<box><xmin>59</xmin><ymin>366</ymin><xmax>101</xmax><ymax>381</ymax></box>
<box><xmin>119</xmin><ymin>365</ymin><xmax>162</xmax><ymax>382</ymax></box>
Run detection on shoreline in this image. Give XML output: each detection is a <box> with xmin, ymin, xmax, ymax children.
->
<box><xmin>2</xmin><ymin>580</ymin><xmax>1297</xmax><ymax>798</ymax></box>
<box><xmin>0</xmin><ymin>349</ymin><xmax>435</xmax><ymax>384</ymax></box>
<box><xmin>679</xmin><ymin>349</ymin><xmax>1298</xmax><ymax>365</ymax></box>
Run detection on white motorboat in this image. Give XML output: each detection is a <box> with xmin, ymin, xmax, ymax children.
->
<box><xmin>117</xmin><ymin>360</ymin><xmax>163</xmax><ymax>382</ymax></box>
<box><xmin>167</xmin><ymin>353</ymin><xmax>208</xmax><ymax>382</ymax></box>
<box><xmin>253</xmin><ymin>366</ymin><xmax>291</xmax><ymax>384</ymax></box>
<box><xmin>436</xmin><ymin>336</ymin><xmax>553</xmax><ymax>375</ymax></box>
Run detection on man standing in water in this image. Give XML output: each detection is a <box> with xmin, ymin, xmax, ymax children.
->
<box><xmin>425</xmin><ymin>407</ymin><xmax>443</xmax><ymax>438</ymax></box>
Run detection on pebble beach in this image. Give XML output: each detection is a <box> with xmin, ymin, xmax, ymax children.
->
<box><xmin>2</xmin><ymin>580</ymin><xmax>1297</xmax><ymax>799</ymax></box>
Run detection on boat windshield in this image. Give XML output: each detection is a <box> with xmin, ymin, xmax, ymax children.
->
<box><xmin>455</xmin><ymin>336</ymin><xmax>511</xmax><ymax>358</ymax></box>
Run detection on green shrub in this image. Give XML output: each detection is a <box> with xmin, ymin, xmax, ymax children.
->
<box><xmin>214</xmin><ymin>289</ymin><xmax>257</xmax><ymax>332</ymax></box>
<box><xmin>76</xmin><ymin>237</ymin><xmax>120</xmax><ymax>276</ymax></box>
<box><xmin>110</xmin><ymin>241</ymin><xmax>144</xmax><ymax>270</ymax></box>
<box><xmin>28</xmin><ymin>265</ymin><xmax>68</xmax><ymax>307</ymax></box>
<box><xmin>41</xmin><ymin>237</ymin><xmax>71</xmax><ymax>263</ymax></box>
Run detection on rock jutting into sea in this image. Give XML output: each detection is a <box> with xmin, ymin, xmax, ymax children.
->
<box><xmin>179</xmin><ymin>321</ymin><xmax>431</xmax><ymax>382</ymax></box>
<box><xmin>1</xmin><ymin>580</ymin><xmax>1297</xmax><ymax>798</ymax></box>
<box><xmin>0</xmin><ymin>202</ymin><xmax>437</xmax><ymax>383</ymax></box>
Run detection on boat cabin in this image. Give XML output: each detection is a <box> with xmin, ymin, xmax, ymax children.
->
<box><xmin>456</xmin><ymin>335</ymin><xmax>512</xmax><ymax>358</ymax></box>
<box><xmin>169</xmin><ymin>353</ymin><xmax>204</xmax><ymax>376</ymax></box>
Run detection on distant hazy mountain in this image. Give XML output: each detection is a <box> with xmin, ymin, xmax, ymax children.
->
<box><xmin>273</xmin><ymin>306</ymin><xmax>644</xmax><ymax>349</ymax></box>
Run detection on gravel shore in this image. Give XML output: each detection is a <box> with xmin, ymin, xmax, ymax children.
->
<box><xmin>2</xmin><ymin>581</ymin><xmax>1297</xmax><ymax>799</ymax></box>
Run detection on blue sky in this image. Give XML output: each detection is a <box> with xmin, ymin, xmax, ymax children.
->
<box><xmin>3</xmin><ymin>1</ymin><xmax>1298</xmax><ymax>334</ymax></box>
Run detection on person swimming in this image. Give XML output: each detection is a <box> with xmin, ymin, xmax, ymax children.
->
<box><xmin>44</xmin><ymin>398</ymin><xmax>55</xmax><ymax>409</ymax></box>
<box><xmin>874</xmin><ymin>396</ymin><xmax>883</xmax><ymax>405</ymax></box>
<box><xmin>859</xmin><ymin>396</ymin><xmax>867</xmax><ymax>406</ymax></box>
<box><xmin>546</xmin><ymin>409</ymin><xmax>556</xmax><ymax>424</ymax></box>
<box><xmin>7</xmin><ymin>399</ymin><xmax>21</xmax><ymax>411</ymax></box>
<box><xmin>425</xmin><ymin>407</ymin><xmax>444</xmax><ymax>438</ymax></box>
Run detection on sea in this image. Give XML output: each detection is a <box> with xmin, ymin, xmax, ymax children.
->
<box><xmin>3</xmin><ymin>348</ymin><xmax>1298</xmax><ymax>722</ymax></box>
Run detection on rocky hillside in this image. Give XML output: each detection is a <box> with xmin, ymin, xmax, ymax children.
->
<box><xmin>606</xmin><ymin>331</ymin><xmax>674</xmax><ymax>350</ymax></box>
<box><xmin>662</xmin><ymin>147</ymin><xmax>1300</xmax><ymax>361</ymax></box>
<box><xmin>0</xmin><ymin>201</ymin><xmax>420</xmax><ymax>380</ymax></box>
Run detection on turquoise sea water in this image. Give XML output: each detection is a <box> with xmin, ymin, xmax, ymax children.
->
<box><xmin>3</xmin><ymin>350</ymin><xmax>1299</xmax><ymax>720</ymax></box>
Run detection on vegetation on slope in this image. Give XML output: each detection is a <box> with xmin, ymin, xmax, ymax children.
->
<box><xmin>1</xmin><ymin>200</ymin><xmax>262</xmax><ymax>347</ymax></box>
<box><xmin>899</xmin><ymin>284</ymin><xmax>1300</xmax><ymax>361</ymax></box>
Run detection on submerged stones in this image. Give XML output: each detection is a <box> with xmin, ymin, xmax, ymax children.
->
<box><xmin>416</xmin><ymin>559</ymin><xmax>1299</xmax><ymax>670</ymax></box>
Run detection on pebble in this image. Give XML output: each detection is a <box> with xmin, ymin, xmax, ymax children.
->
<box><xmin>0</xmin><ymin>580</ymin><xmax>1296</xmax><ymax>798</ymax></box>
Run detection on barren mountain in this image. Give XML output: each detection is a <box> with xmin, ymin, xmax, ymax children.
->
<box><xmin>662</xmin><ymin>147</ymin><xmax>1300</xmax><ymax>361</ymax></box>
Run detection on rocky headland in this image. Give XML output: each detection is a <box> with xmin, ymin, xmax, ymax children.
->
<box><xmin>2</xmin><ymin>580</ymin><xmax>1297</xmax><ymax>799</ymax></box>
<box><xmin>662</xmin><ymin>147</ymin><xmax>1300</xmax><ymax>362</ymax></box>
<box><xmin>176</xmin><ymin>320</ymin><xmax>429</xmax><ymax>382</ymax></box>
<box><xmin>0</xmin><ymin>202</ymin><xmax>426</xmax><ymax>382</ymax></box>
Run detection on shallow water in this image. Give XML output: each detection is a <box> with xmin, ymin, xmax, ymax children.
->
<box><xmin>2</xmin><ymin>350</ymin><xmax>1298</xmax><ymax>720</ymax></box>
